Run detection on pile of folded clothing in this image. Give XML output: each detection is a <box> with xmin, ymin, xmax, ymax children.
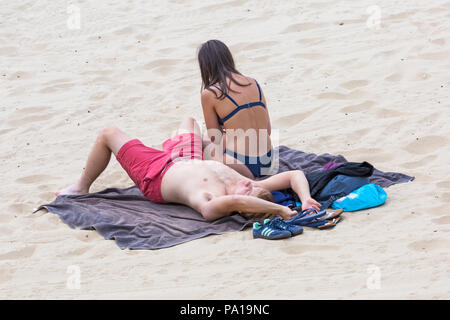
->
<box><xmin>272</xmin><ymin>161</ymin><xmax>388</xmax><ymax>213</ymax></box>
<box><xmin>255</xmin><ymin>161</ymin><xmax>392</xmax><ymax>240</ymax></box>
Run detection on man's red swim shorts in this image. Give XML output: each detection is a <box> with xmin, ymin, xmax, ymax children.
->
<box><xmin>116</xmin><ymin>133</ymin><xmax>203</xmax><ymax>203</ymax></box>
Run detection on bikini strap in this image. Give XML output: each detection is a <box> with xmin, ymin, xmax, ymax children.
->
<box><xmin>212</xmin><ymin>85</ymin><xmax>240</xmax><ymax>107</ymax></box>
<box><xmin>254</xmin><ymin>80</ymin><xmax>262</xmax><ymax>102</ymax></box>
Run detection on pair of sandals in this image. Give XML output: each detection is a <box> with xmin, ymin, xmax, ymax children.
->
<box><xmin>286</xmin><ymin>207</ymin><xmax>343</xmax><ymax>229</ymax></box>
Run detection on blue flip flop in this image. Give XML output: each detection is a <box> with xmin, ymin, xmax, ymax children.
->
<box><xmin>302</xmin><ymin>219</ymin><xmax>329</xmax><ymax>228</ymax></box>
<box><xmin>287</xmin><ymin>209</ymin><xmax>327</xmax><ymax>226</ymax></box>
<box><xmin>287</xmin><ymin>208</ymin><xmax>343</xmax><ymax>229</ymax></box>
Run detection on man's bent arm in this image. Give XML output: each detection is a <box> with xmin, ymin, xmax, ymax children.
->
<box><xmin>200</xmin><ymin>195</ymin><xmax>295</xmax><ymax>221</ymax></box>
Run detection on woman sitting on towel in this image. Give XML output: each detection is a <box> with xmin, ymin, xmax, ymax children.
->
<box><xmin>198</xmin><ymin>39</ymin><xmax>273</xmax><ymax>179</ymax></box>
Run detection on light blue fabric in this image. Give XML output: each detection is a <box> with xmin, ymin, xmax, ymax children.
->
<box><xmin>331</xmin><ymin>184</ymin><xmax>387</xmax><ymax>212</ymax></box>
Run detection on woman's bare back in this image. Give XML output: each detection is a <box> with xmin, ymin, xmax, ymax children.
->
<box><xmin>212</xmin><ymin>74</ymin><xmax>271</xmax><ymax>156</ymax></box>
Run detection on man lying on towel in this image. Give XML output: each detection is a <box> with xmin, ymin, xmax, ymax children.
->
<box><xmin>57</xmin><ymin>117</ymin><xmax>320</xmax><ymax>221</ymax></box>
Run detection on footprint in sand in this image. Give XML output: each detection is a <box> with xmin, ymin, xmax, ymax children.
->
<box><xmin>113</xmin><ymin>26</ymin><xmax>135</xmax><ymax>36</ymax></box>
<box><xmin>436</xmin><ymin>181</ymin><xmax>450</xmax><ymax>189</ymax></box>
<box><xmin>346</xmin><ymin>147</ymin><xmax>394</xmax><ymax>163</ymax></box>
<box><xmin>15</xmin><ymin>174</ymin><xmax>55</xmax><ymax>184</ymax></box>
<box><xmin>16</xmin><ymin>106</ymin><xmax>51</xmax><ymax>114</ymax></box>
<box><xmin>340</xmin><ymin>100</ymin><xmax>375</xmax><ymax>113</ymax></box>
<box><xmin>42</xmin><ymin>78</ymin><xmax>73</xmax><ymax>85</ymax></box>
<box><xmin>179</xmin><ymin>85</ymin><xmax>196</xmax><ymax>93</ymax></box>
<box><xmin>340</xmin><ymin>80</ymin><xmax>369</xmax><ymax>90</ymax></box>
<box><xmin>440</xmin><ymin>192</ymin><xmax>450</xmax><ymax>204</ymax></box>
<box><xmin>74</xmin><ymin>231</ymin><xmax>103</xmax><ymax>243</ymax></box>
<box><xmin>317</xmin><ymin>134</ymin><xmax>336</xmax><ymax>144</ymax></box>
<box><xmin>58</xmin><ymin>246</ymin><xmax>92</xmax><ymax>258</ymax></box>
<box><xmin>0</xmin><ymin>213</ymin><xmax>14</xmax><ymax>223</ymax></box>
<box><xmin>8</xmin><ymin>203</ymin><xmax>33</xmax><ymax>215</ymax></box>
<box><xmin>273</xmin><ymin>111</ymin><xmax>310</xmax><ymax>127</ymax></box>
<box><xmin>37</xmin><ymin>191</ymin><xmax>58</xmax><ymax>201</ymax></box>
<box><xmin>31</xmin><ymin>215</ymin><xmax>63</xmax><ymax>231</ymax></box>
<box><xmin>197</xmin><ymin>0</ymin><xmax>242</xmax><ymax>13</ymax></box>
<box><xmin>385</xmin><ymin>72</ymin><xmax>403</xmax><ymax>82</ymax></box>
<box><xmin>6</xmin><ymin>71</ymin><xmax>34</xmax><ymax>81</ymax></box>
<box><xmin>7</xmin><ymin>106</ymin><xmax>53</xmax><ymax>126</ymax></box>
<box><xmin>295</xmin><ymin>38</ymin><xmax>326</xmax><ymax>50</ymax></box>
<box><xmin>8</xmin><ymin>113</ymin><xmax>54</xmax><ymax>126</ymax></box>
<box><xmin>0</xmin><ymin>128</ymin><xmax>15</xmax><ymax>136</ymax></box>
<box><xmin>432</xmin><ymin>216</ymin><xmax>450</xmax><ymax>225</ymax></box>
<box><xmin>39</xmin><ymin>82</ymin><xmax>76</xmax><ymax>94</ymax></box>
<box><xmin>282</xmin><ymin>22</ymin><xmax>327</xmax><ymax>33</ymax></box>
<box><xmin>281</xmin><ymin>244</ymin><xmax>340</xmax><ymax>255</ymax></box>
<box><xmin>0</xmin><ymin>246</ymin><xmax>36</xmax><ymax>260</ymax></box>
<box><xmin>409</xmin><ymin>72</ymin><xmax>432</xmax><ymax>81</ymax></box>
<box><xmin>0</xmin><ymin>268</ymin><xmax>15</xmax><ymax>284</ymax></box>
<box><xmin>403</xmin><ymin>136</ymin><xmax>449</xmax><ymax>155</ymax></box>
<box><xmin>156</xmin><ymin>47</ymin><xmax>177</xmax><ymax>55</ymax></box>
<box><xmin>316</xmin><ymin>90</ymin><xmax>367</xmax><ymax>100</ymax></box>
<box><xmin>295</xmin><ymin>52</ymin><xmax>327</xmax><ymax>60</ymax></box>
<box><xmin>385</xmin><ymin>10</ymin><xmax>416</xmax><ymax>21</ymax></box>
<box><xmin>0</xmin><ymin>46</ymin><xmax>19</xmax><ymax>57</ymax></box>
<box><xmin>31</xmin><ymin>42</ymin><xmax>49</xmax><ymax>51</ymax></box>
<box><xmin>80</xmin><ymin>70</ymin><xmax>114</xmax><ymax>77</ymax></box>
<box><xmin>253</xmin><ymin>55</ymin><xmax>272</xmax><ymax>63</ymax></box>
<box><xmin>407</xmin><ymin>239</ymin><xmax>450</xmax><ymax>252</ymax></box>
<box><xmin>417</xmin><ymin>50</ymin><xmax>450</xmax><ymax>60</ymax></box>
<box><xmin>402</xmin><ymin>155</ymin><xmax>437</xmax><ymax>169</ymax></box>
<box><xmin>349</xmin><ymin>128</ymin><xmax>372</xmax><ymax>139</ymax></box>
<box><xmin>139</xmin><ymin>81</ymin><xmax>165</xmax><ymax>90</ymax></box>
<box><xmin>143</xmin><ymin>58</ymin><xmax>181</xmax><ymax>74</ymax></box>
<box><xmin>242</xmin><ymin>41</ymin><xmax>278</xmax><ymax>51</ymax></box>
<box><xmin>430</xmin><ymin>38</ymin><xmax>445</xmax><ymax>46</ymax></box>
<box><xmin>136</xmin><ymin>33</ymin><xmax>152</xmax><ymax>41</ymax></box>
<box><xmin>374</xmin><ymin>107</ymin><xmax>405</xmax><ymax>119</ymax></box>
<box><xmin>89</xmin><ymin>91</ymin><xmax>109</xmax><ymax>101</ymax></box>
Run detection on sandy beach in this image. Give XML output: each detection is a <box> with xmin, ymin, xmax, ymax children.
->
<box><xmin>1</xmin><ymin>0</ymin><xmax>449</xmax><ymax>299</ymax></box>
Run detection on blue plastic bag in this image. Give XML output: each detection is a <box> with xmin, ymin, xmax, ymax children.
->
<box><xmin>331</xmin><ymin>184</ymin><xmax>387</xmax><ymax>212</ymax></box>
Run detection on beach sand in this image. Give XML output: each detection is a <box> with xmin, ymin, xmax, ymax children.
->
<box><xmin>1</xmin><ymin>0</ymin><xmax>449</xmax><ymax>299</ymax></box>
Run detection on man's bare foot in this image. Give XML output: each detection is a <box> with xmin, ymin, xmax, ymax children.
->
<box><xmin>55</xmin><ymin>184</ymin><xmax>88</xmax><ymax>196</ymax></box>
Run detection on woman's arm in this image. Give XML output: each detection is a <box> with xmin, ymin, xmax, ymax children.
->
<box><xmin>201</xmin><ymin>89</ymin><xmax>224</xmax><ymax>142</ymax></box>
<box><xmin>256</xmin><ymin>170</ymin><xmax>321</xmax><ymax>211</ymax></box>
<box><xmin>261</xmin><ymin>92</ymin><xmax>271</xmax><ymax>136</ymax></box>
<box><xmin>201</xmin><ymin>89</ymin><xmax>227</xmax><ymax>160</ymax></box>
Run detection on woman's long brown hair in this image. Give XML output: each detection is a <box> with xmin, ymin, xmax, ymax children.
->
<box><xmin>198</xmin><ymin>39</ymin><xmax>250</xmax><ymax>100</ymax></box>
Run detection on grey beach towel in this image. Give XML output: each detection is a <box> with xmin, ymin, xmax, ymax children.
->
<box><xmin>35</xmin><ymin>146</ymin><xmax>414</xmax><ymax>249</ymax></box>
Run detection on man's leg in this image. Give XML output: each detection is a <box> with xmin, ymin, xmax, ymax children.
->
<box><xmin>56</xmin><ymin>127</ymin><xmax>131</xmax><ymax>195</ymax></box>
<box><xmin>175</xmin><ymin>116</ymin><xmax>202</xmax><ymax>136</ymax></box>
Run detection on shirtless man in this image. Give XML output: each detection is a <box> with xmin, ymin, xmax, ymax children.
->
<box><xmin>57</xmin><ymin>117</ymin><xmax>320</xmax><ymax>221</ymax></box>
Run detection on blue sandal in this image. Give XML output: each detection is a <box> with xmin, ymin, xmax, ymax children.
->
<box><xmin>287</xmin><ymin>209</ymin><xmax>341</xmax><ymax>229</ymax></box>
<box><xmin>287</xmin><ymin>209</ymin><xmax>327</xmax><ymax>225</ymax></box>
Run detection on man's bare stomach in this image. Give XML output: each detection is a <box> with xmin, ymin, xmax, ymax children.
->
<box><xmin>160</xmin><ymin>159</ymin><xmax>241</xmax><ymax>212</ymax></box>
